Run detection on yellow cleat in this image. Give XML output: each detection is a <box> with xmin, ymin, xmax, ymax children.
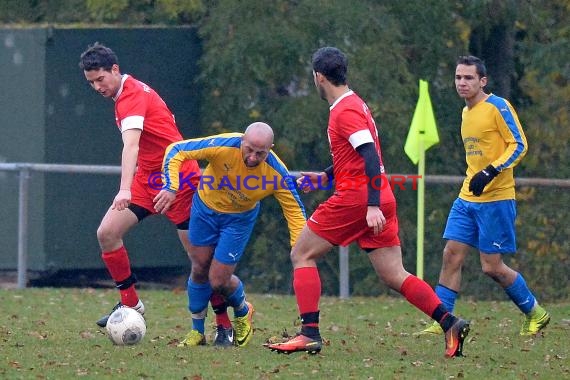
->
<box><xmin>234</xmin><ymin>302</ymin><xmax>255</xmax><ymax>347</ymax></box>
<box><xmin>177</xmin><ymin>329</ymin><xmax>206</xmax><ymax>347</ymax></box>
<box><xmin>415</xmin><ymin>321</ymin><xmax>443</xmax><ymax>336</ymax></box>
<box><xmin>520</xmin><ymin>306</ymin><xmax>550</xmax><ymax>336</ymax></box>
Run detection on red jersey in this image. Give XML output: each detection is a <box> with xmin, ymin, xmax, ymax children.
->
<box><xmin>114</xmin><ymin>75</ymin><xmax>195</xmax><ymax>172</ymax></box>
<box><xmin>327</xmin><ymin>90</ymin><xmax>395</xmax><ymax>204</ymax></box>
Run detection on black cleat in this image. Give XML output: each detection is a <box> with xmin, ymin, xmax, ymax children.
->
<box><xmin>213</xmin><ymin>325</ymin><xmax>235</xmax><ymax>347</ymax></box>
<box><xmin>96</xmin><ymin>300</ymin><xmax>145</xmax><ymax>327</ymax></box>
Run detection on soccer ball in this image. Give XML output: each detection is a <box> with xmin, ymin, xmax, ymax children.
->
<box><xmin>105</xmin><ymin>307</ymin><xmax>146</xmax><ymax>345</ymax></box>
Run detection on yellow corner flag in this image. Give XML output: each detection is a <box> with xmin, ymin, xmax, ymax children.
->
<box><xmin>404</xmin><ymin>79</ymin><xmax>439</xmax><ymax>279</ymax></box>
<box><xmin>404</xmin><ymin>79</ymin><xmax>439</xmax><ymax>164</ymax></box>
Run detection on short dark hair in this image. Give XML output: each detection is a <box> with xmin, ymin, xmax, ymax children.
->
<box><xmin>312</xmin><ymin>47</ymin><xmax>348</xmax><ymax>86</ymax></box>
<box><xmin>457</xmin><ymin>55</ymin><xmax>487</xmax><ymax>78</ymax></box>
<box><xmin>79</xmin><ymin>42</ymin><xmax>118</xmax><ymax>71</ymax></box>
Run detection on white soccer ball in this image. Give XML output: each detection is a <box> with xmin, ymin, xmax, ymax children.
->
<box><xmin>105</xmin><ymin>307</ymin><xmax>146</xmax><ymax>345</ymax></box>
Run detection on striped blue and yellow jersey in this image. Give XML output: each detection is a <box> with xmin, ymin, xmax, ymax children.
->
<box><xmin>162</xmin><ymin>133</ymin><xmax>306</xmax><ymax>246</ymax></box>
<box><xmin>459</xmin><ymin>94</ymin><xmax>527</xmax><ymax>202</ymax></box>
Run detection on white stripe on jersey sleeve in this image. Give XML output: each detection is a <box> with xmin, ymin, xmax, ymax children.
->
<box><xmin>120</xmin><ymin>115</ymin><xmax>144</xmax><ymax>132</ymax></box>
<box><xmin>348</xmin><ymin>129</ymin><xmax>374</xmax><ymax>149</ymax></box>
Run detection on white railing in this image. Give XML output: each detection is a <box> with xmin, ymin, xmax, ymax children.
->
<box><xmin>1</xmin><ymin>163</ymin><xmax>569</xmax><ymax>295</ymax></box>
<box><xmin>1</xmin><ymin>163</ymin><xmax>121</xmax><ymax>289</ymax></box>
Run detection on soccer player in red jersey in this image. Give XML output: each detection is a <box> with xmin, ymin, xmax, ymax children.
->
<box><xmin>79</xmin><ymin>43</ymin><xmax>201</xmax><ymax>327</ymax></box>
<box><xmin>265</xmin><ymin>47</ymin><xmax>470</xmax><ymax>357</ymax></box>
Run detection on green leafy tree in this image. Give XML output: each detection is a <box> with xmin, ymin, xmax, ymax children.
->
<box><xmin>0</xmin><ymin>0</ymin><xmax>205</xmax><ymax>24</ymax></box>
<box><xmin>515</xmin><ymin>0</ymin><xmax>570</xmax><ymax>178</ymax></box>
<box><xmin>197</xmin><ymin>0</ymin><xmax>411</xmax><ymax>168</ymax></box>
<box><xmin>196</xmin><ymin>0</ymin><xmax>414</xmax><ymax>293</ymax></box>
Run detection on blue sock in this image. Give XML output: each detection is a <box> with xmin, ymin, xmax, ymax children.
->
<box><xmin>435</xmin><ymin>284</ymin><xmax>458</xmax><ymax>314</ymax></box>
<box><xmin>227</xmin><ymin>280</ymin><xmax>248</xmax><ymax>318</ymax></box>
<box><xmin>504</xmin><ymin>273</ymin><xmax>536</xmax><ymax>314</ymax></box>
<box><xmin>187</xmin><ymin>278</ymin><xmax>212</xmax><ymax>334</ymax></box>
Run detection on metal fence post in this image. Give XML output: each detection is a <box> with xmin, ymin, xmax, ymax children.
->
<box><xmin>17</xmin><ymin>168</ymin><xmax>31</xmax><ymax>289</ymax></box>
<box><xmin>339</xmin><ymin>245</ymin><xmax>349</xmax><ymax>298</ymax></box>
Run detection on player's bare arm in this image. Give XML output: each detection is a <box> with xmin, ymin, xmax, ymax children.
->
<box><xmin>113</xmin><ymin>129</ymin><xmax>141</xmax><ymax>211</ymax></box>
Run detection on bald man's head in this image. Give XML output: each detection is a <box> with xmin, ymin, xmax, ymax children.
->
<box><xmin>244</xmin><ymin>122</ymin><xmax>274</xmax><ymax>145</ymax></box>
<box><xmin>241</xmin><ymin>122</ymin><xmax>275</xmax><ymax>167</ymax></box>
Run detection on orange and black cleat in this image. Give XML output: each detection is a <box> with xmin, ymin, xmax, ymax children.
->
<box><xmin>265</xmin><ymin>333</ymin><xmax>322</xmax><ymax>355</ymax></box>
<box><xmin>444</xmin><ymin>318</ymin><xmax>470</xmax><ymax>357</ymax></box>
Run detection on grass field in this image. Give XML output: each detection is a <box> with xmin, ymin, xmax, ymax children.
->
<box><xmin>1</xmin><ymin>288</ymin><xmax>569</xmax><ymax>379</ymax></box>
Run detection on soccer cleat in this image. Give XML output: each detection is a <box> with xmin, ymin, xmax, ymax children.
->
<box><xmin>444</xmin><ymin>318</ymin><xmax>470</xmax><ymax>358</ymax></box>
<box><xmin>520</xmin><ymin>306</ymin><xmax>550</xmax><ymax>336</ymax></box>
<box><xmin>233</xmin><ymin>302</ymin><xmax>255</xmax><ymax>347</ymax></box>
<box><xmin>96</xmin><ymin>299</ymin><xmax>145</xmax><ymax>327</ymax></box>
<box><xmin>415</xmin><ymin>321</ymin><xmax>443</xmax><ymax>335</ymax></box>
<box><xmin>265</xmin><ymin>333</ymin><xmax>323</xmax><ymax>355</ymax></box>
<box><xmin>213</xmin><ymin>325</ymin><xmax>235</xmax><ymax>347</ymax></box>
<box><xmin>177</xmin><ymin>330</ymin><xmax>207</xmax><ymax>347</ymax></box>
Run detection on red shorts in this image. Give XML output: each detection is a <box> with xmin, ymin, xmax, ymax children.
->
<box><xmin>131</xmin><ymin>161</ymin><xmax>200</xmax><ymax>225</ymax></box>
<box><xmin>307</xmin><ymin>192</ymin><xmax>400</xmax><ymax>249</ymax></box>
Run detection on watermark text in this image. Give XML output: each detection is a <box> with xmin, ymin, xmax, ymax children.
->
<box><xmin>148</xmin><ymin>171</ymin><xmax>422</xmax><ymax>192</ymax></box>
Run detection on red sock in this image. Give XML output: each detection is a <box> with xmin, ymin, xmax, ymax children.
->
<box><xmin>399</xmin><ymin>275</ymin><xmax>441</xmax><ymax>316</ymax></box>
<box><xmin>102</xmin><ymin>246</ymin><xmax>138</xmax><ymax>307</ymax></box>
<box><xmin>210</xmin><ymin>293</ymin><xmax>232</xmax><ymax>328</ymax></box>
<box><xmin>293</xmin><ymin>267</ymin><xmax>321</xmax><ymax>326</ymax></box>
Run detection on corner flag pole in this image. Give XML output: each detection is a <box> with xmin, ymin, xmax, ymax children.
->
<box><xmin>417</xmin><ymin>132</ymin><xmax>426</xmax><ymax>279</ymax></box>
<box><xmin>404</xmin><ymin>79</ymin><xmax>439</xmax><ymax>280</ymax></box>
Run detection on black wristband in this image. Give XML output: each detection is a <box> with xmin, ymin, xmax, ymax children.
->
<box><xmin>323</xmin><ymin>165</ymin><xmax>334</xmax><ymax>179</ymax></box>
<box><xmin>484</xmin><ymin>164</ymin><xmax>499</xmax><ymax>178</ymax></box>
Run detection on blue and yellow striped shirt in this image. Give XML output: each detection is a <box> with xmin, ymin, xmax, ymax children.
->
<box><xmin>459</xmin><ymin>94</ymin><xmax>528</xmax><ymax>201</ymax></box>
<box><xmin>162</xmin><ymin>133</ymin><xmax>306</xmax><ymax>246</ymax></box>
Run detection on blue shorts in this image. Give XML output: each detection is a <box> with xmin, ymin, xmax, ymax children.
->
<box><xmin>443</xmin><ymin>198</ymin><xmax>517</xmax><ymax>253</ymax></box>
<box><xmin>189</xmin><ymin>194</ymin><xmax>260</xmax><ymax>265</ymax></box>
